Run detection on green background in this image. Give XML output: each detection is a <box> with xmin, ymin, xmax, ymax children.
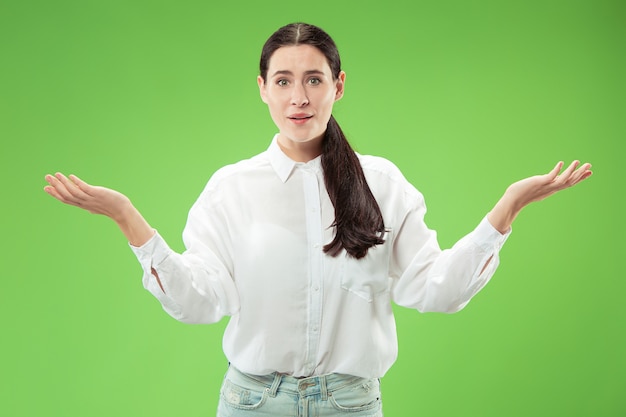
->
<box><xmin>1</xmin><ymin>0</ymin><xmax>624</xmax><ymax>416</ymax></box>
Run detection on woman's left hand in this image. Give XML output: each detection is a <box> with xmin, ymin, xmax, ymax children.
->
<box><xmin>507</xmin><ymin>160</ymin><xmax>592</xmax><ymax>206</ymax></box>
<box><xmin>487</xmin><ymin>160</ymin><xmax>593</xmax><ymax>234</ymax></box>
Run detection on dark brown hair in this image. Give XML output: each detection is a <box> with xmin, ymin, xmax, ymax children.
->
<box><xmin>259</xmin><ymin>23</ymin><xmax>385</xmax><ymax>259</ymax></box>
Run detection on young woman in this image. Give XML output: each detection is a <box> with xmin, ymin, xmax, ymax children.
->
<box><xmin>44</xmin><ymin>23</ymin><xmax>592</xmax><ymax>417</ymax></box>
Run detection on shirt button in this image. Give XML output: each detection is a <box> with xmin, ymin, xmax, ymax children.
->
<box><xmin>312</xmin><ymin>326</ymin><xmax>318</xmax><ymax>332</ymax></box>
<box><xmin>313</xmin><ymin>285</ymin><xmax>319</xmax><ymax>291</ymax></box>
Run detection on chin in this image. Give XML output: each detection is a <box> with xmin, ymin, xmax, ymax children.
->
<box><xmin>282</xmin><ymin>131</ymin><xmax>324</xmax><ymax>144</ymax></box>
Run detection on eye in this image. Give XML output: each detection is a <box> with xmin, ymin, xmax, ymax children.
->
<box><xmin>308</xmin><ymin>77</ymin><xmax>321</xmax><ymax>85</ymax></box>
<box><xmin>276</xmin><ymin>79</ymin><xmax>289</xmax><ymax>87</ymax></box>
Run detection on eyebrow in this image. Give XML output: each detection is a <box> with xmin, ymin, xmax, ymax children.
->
<box><xmin>270</xmin><ymin>69</ymin><xmax>326</xmax><ymax>78</ymax></box>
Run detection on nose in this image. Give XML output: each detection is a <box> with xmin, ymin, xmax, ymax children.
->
<box><xmin>291</xmin><ymin>83</ymin><xmax>309</xmax><ymax>106</ymax></box>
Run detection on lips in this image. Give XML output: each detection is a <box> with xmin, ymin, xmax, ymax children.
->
<box><xmin>288</xmin><ymin>113</ymin><xmax>312</xmax><ymax>119</ymax></box>
<box><xmin>288</xmin><ymin>113</ymin><xmax>313</xmax><ymax>125</ymax></box>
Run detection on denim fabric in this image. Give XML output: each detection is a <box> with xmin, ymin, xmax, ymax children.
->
<box><xmin>217</xmin><ymin>366</ymin><xmax>383</xmax><ymax>417</ymax></box>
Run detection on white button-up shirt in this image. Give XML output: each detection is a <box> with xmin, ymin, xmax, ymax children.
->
<box><xmin>131</xmin><ymin>136</ymin><xmax>510</xmax><ymax>378</ymax></box>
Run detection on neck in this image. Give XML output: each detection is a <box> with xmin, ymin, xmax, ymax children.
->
<box><xmin>277</xmin><ymin>134</ymin><xmax>323</xmax><ymax>162</ymax></box>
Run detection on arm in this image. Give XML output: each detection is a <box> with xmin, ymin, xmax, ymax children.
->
<box><xmin>44</xmin><ymin>173</ymin><xmax>153</xmax><ymax>246</ymax></box>
<box><xmin>44</xmin><ymin>173</ymin><xmax>163</xmax><ymax>291</ymax></box>
<box><xmin>44</xmin><ymin>172</ymin><xmax>239</xmax><ymax>322</ymax></box>
<box><xmin>487</xmin><ymin>160</ymin><xmax>593</xmax><ymax>234</ymax></box>
<box><xmin>391</xmin><ymin>160</ymin><xmax>592</xmax><ymax>313</ymax></box>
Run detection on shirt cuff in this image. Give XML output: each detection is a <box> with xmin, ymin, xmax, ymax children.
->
<box><xmin>471</xmin><ymin>216</ymin><xmax>511</xmax><ymax>252</ymax></box>
<box><xmin>128</xmin><ymin>230</ymin><xmax>171</xmax><ymax>269</ymax></box>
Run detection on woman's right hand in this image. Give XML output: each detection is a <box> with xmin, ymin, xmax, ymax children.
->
<box><xmin>44</xmin><ymin>173</ymin><xmax>155</xmax><ymax>246</ymax></box>
<box><xmin>44</xmin><ymin>173</ymin><xmax>132</xmax><ymax>221</ymax></box>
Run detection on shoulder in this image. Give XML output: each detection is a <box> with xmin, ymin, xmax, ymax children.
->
<box><xmin>357</xmin><ymin>154</ymin><xmax>405</xmax><ymax>180</ymax></box>
<box><xmin>357</xmin><ymin>153</ymin><xmax>424</xmax><ymax>206</ymax></box>
<box><xmin>211</xmin><ymin>152</ymin><xmax>269</xmax><ymax>183</ymax></box>
<box><xmin>357</xmin><ymin>153</ymin><xmax>415</xmax><ymax>192</ymax></box>
<box><xmin>196</xmin><ymin>150</ymin><xmax>272</xmax><ymax>203</ymax></box>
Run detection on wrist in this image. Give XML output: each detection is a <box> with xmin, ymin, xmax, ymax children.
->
<box><xmin>488</xmin><ymin>193</ymin><xmax>522</xmax><ymax>234</ymax></box>
<box><xmin>109</xmin><ymin>203</ymin><xmax>131</xmax><ymax>225</ymax></box>
<box><xmin>112</xmin><ymin>202</ymin><xmax>154</xmax><ymax>246</ymax></box>
<box><xmin>500</xmin><ymin>189</ymin><xmax>525</xmax><ymax>216</ymax></box>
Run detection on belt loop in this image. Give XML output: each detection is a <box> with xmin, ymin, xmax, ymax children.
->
<box><xmin>320</xmin><ymin>375</ymin><xmax>328</xmax><ymax>401</ymax></box>
<box><xmin>268</xmin><ymin>372</ymin><xmax>282</xmax><ymax>398</ymax></box>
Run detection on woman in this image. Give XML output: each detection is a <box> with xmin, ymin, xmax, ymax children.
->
<box><xmin>44</xmin><ymin>23</ymin><xmax>592</xmax><ymax>417</ymax></box>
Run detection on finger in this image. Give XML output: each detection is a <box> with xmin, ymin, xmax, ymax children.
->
<box><xmin>570</xmin><ymin>163</ymin><xmax>593</xmax><ymax>185</ymax></box>
<box><xmin>554</xmin><ymin>160</ymin><xmax>581</xmax><ymax>186</ymax></box>
<box><xmin>54</xmin><ymin>172</ymin><xmax>88</xmax><ymax>201</ymax></box>
<box><xmin>561</xmin><ymin>160</ymin><xmax>580</xmax><ymax>177</ymax></box>
<box><xmin>44</xmin><ymin>181</ymin><xmax>65</xmax><ymax>202</ymax></box>
<box><xmin>563</xmin><ymin>162</ymin><xmax>594</xmax><ymax>190</ymax></box>
<box><xmin>68</xmin><ymin>174</ymin><xmax>95</xmax><ymax>196</ymax></box>
<box><xmin>69</xmin><ymin>174</ymin><xmax>101</xmax><ymax>197</ymax></box>
<box><xmin>563</xmin><ymin>161</ymin><xmax>588</xmax><ymax>185</ymax></box>
<box><xmin>546</xmin><ymin>161</ymin><xmax>564</xmax><ymax>181</ymax></box>
<box><xmin>47</xmin><ymin>173</ymin><xmax>87</xmax><ymax>205</ymax></box>
<box><xmin>45</xmin><ymin>173</ymin><xmax>72</xmax><ymax>200</ymax></box>
<box><xmin>44</xmin><ymin>176</ymin><xmax>75</xmax><ymax>205</ymax></box>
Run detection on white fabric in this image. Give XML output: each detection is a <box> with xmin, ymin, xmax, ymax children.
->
<box><xmin>131</xmin><ymin>135</ymin><xmax>510</xmax><ymax>378</ymax></box>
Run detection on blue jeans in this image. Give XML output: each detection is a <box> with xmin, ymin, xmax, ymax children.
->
<box><xmin>217</xmin><ymin>366</ymin><xmax>383</xmax><ymax>417</ymax></box>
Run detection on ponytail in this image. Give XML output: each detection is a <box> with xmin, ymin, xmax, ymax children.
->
<box><xmin>258</xmin><ymin>23</ymin><xmax>384</xmax><ymax>258</ymax></box>
<box><xmin>322</xmin><ymin>115</ymin><xmax>386</xmax><ymax>259</ymax></box>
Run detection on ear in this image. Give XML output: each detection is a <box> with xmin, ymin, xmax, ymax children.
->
<box><xmin>257</xmin><ymin>75</ymin><xmax>268</xmax><ymax>104</ymax></box>
<box><xmin>334</xmin><ymin>71</ymin><xmax>346</xmax><ymax>102</ymax></box>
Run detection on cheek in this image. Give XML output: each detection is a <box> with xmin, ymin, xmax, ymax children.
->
<box><xmin>266</xmin><ymin>101</ymin><xmax>286</xmax><ymax>127</ymax></box>
<box><xmin>270</xmin><ymin>100</ymin><xmax>285</xmax><ymax>116</ymax></box>
<box><xmin>319</xmin><ymin>92</ymin><xmax>337</xmax><ymax>112</ymax></box>
<box><xmin>264</xmin><ymin>95</ymin><xmax>282</xmax><ymax>112</ymax></box>
<box><xmin>267</xmin><ymin>91</ymin><xmax>288</xmax><ymax>109</ymax></box>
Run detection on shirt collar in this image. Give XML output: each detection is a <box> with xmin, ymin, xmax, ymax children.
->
<box><xmin>267</xmin><ymin>134</ymin><xmax>322</xmax><ymax>183</ymax></box>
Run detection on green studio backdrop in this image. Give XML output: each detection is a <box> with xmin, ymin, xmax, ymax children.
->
<box><xmin>1</xmin><ymin>0</ymin><xmax>624</xmax><ymax>416</ymax></box>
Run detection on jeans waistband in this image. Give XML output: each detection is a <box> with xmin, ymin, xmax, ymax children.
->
<box><xmin>226</xmin><ymin>366</ymin><xmax>370</xmax><ymax>399</ymax></box>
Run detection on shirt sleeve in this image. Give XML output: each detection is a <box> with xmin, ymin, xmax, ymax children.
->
<box><xmin>129</xmin><ymin>190</ymin><xmax>240</xmax><ymax>324</ymax></box>
<box><xmin>390</xmin><ymin>188</ymin><xmax>510</xmax><ymax>313</ymax></box>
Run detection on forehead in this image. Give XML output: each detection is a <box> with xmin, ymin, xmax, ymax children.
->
<box><xmin>268</xmin><ymin>44</ymin><xmax>331</xmax><ymax>74</ymax></box>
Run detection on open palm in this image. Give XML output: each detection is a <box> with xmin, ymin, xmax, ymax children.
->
<box><xmin>44</xmin><ymin>173</ymin><xmax>131</xmax><ymax>222</ymax></box>
<box><xmin>506</xmin><ymin>160</ymin><xmax>592</xmax><ymax>208</ymax></box>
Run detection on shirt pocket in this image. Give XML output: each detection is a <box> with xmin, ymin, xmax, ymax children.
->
<box><xmin>340</xmin><ymin>230</ymin><xmax>392</xmax><ymax>302</ymax></box>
